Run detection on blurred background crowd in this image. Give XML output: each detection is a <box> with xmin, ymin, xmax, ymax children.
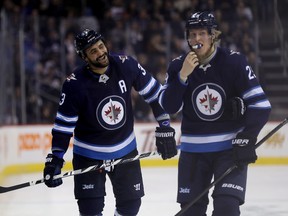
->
<box><xmin>0</xmin><ymin>0</ymin><xmax>287</xmax><ymax>125</ymax></box>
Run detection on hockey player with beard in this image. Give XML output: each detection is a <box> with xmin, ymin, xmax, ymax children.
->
<box><xmin>159</xmin><ymin>11</ymin><xmax>271</xmax><ymax>215</ymax></box>
<box><xmin>43</xmin><ymin>29</ymin><xmax>177</xmax><ymax>216</ymax></box>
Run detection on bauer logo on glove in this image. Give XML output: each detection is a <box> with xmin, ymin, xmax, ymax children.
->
<box><xmin>232</xmin><ymin>133</ymin><xmax>257</xmax><ymax>167</ymax></box>
<box><xmin>232</xmin><ymin>138</ymin><xmax>249</xmax><ymax>146</ymax></box>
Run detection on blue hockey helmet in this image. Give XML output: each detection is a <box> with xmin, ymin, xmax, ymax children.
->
<box><xmin>74</xmin><ymin>29</ymin><xmax>103</xmax><ymax>58</ymax></box>
<box><xmin>185</xmin><ymin>11</ymin><xmax>218</xmax><ymax>33</ymax></box>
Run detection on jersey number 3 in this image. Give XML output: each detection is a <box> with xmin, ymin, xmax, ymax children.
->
<box><xmin>59</xmin><ymin>93</ymin><xmax>66</xmax><ymax>105</ymax></box>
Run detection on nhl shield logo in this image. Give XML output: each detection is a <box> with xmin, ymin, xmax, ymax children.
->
<box><xmin>96</xmin><ymin>95</ymin><xmax>126</xmax><ymax>130</ymax></box>
<box><xmin>192</xmin><ymin>83</ymin><xmax>225</xmax><ymax>121</ymax></box>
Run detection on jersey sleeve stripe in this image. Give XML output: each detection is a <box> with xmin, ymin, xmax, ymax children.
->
<box><xmin>56</xmin><ymin>112</ymin><xmax>78</xmax><ymax>123</ymax></box>
<box><xmin>138</xmin><ymin>77</ymin><xmax>157</xmax><ymax>96</ymax></box>
<box><xmin>248</xmin><ymin>100</ymin><xmax>271</xmax><ymax>109</ymax></box>
<box><xmin>144</xmin><ymin>85</ymin><xmax>161</xmax><ymax>103</ymax></box>
<box><xmin>52</xmin><ymin>124</ymin><xmax>75</xmax><ymax>134</ymax></box>
<box><xmin>242</xmin><ymin>86</ymin><xmax>265</xmax><ymax>100</ymax></box>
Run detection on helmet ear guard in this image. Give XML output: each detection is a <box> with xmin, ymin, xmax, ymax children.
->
<box><xmin>74</xmin><ymin>29</ymin><xmax>103</xmax><ymax>59</ymax></box>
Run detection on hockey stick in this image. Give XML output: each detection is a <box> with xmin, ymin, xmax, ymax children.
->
<box><xmin>0</xmin><ymin>151</ymin><xmax>159</xmax><ymax>194</ymax></box>
<box><xmin>175</xmin><ymin>117</ymin><xmax>288</xmax><ymax>216</ymax></box>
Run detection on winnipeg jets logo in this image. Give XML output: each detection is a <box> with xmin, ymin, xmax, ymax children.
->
<box><xmin>192</xmin><ymin>83</ymin><xmax>225</xmax><ymax>121</ymax></box>
<box><xmin>199</xmin><ymin>88</ymin><xmax>219</xmax><ymax>113</ymax></box>
<box><xmin>179</xmin><ymin>187</ymin><xmax>190</xmax><ymax>194</ymax></box>
<box><xmin>230</xmin><ymin>50</ymin><xmax>240</xmax><ymax>55</ymax></box>
<box><xmin>99</xmin><ymin>74</ymin><xmax>109</xmax><ymax>83</ymax></box>
<box><xmin>66</xmin><ymin>73</ymin><xmax>77</xmax><ymax>81</ymax></box>
<box><xmin>96</xmin><ymin>96</ymin><xmax>126</xmax><ymax>130</ymax></box>
<box><xmin>172</xmin><ymin>55</ymin><xmax>182</xmax><ymax>61</ymax></box>
<box><xmin>119</xmin><ymin>55</ymin><xmax>128</xmax><ymax>63</ymax></box>
<box><xmin>104</xmin><ymin>99</ymin><xmax>122</xmax><ymax>123</ymax></box>
<box><xmin>199</xmin><ymin>64</ymin><xmax>211</xmax><ymax>71</ymax></box>
<box><xmin>134</xmin><ymin>183</ymin><xmax>141</xmax><ymax>191</ymax></box>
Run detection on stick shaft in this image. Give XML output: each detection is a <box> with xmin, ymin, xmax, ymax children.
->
<box><xmin>0</xmin><ymin>151</ymin><xmax>159</xmax><ymax>194</ymax></box>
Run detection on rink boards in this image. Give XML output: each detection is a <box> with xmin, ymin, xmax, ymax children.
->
<box><xmin>0</xmin><ymin>121</ymin><xmax>288</xmax><ymax>181</ymax></box>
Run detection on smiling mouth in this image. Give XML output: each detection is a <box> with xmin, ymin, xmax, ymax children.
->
<box><xmin>98</xmin><ymin>54</ymin><xmax>106</xmax><ymax>61</ymax></box>
<box><xmin>97</xmin><ymin>54</ymin><xmax>108</xmax><ymax>64</ymax></box>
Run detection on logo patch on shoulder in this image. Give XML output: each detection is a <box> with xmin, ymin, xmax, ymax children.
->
<box><xmin>192</xmin><ymin>83</ymin><xmax>225</xmax><ymax>121</ymax></box>
<box><xmin>119</xmin><ymin>55</ymin><xmax>128</xmax><ymax>63</ymax></box>
<box><xmin>96</xmin><ymin>95</ymin><xmax>126</xmax><ymax>130</ymax></box>
<box><xmin>66</xmin><ymin>73</ymin><xmax>77</xmax><ymax>81</ymax></box>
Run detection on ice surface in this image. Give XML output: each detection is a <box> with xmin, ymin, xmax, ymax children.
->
<box><xmin>0</xmin><ymin>165</ymin><xmax>288</xmax><ymax>216</ymax></box>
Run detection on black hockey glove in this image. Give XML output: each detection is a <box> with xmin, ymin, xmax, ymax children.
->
<box><xmin>155</xmin><ymin>126</ymin><xmax>177</xmax><ymax>160</ymax></box>
<box><xmin>232</xmin><ymin>133</ymin><xmax>257</xmax><ymax>168</ymax></box>
<box><xmin>43</xmin><ymin>153</ymin><xmax>65</xmax><ymax>188</ymax></box>
<box><xmin>226</xmin><ymin>97</ymin><xmax>246</xmax><ymax>120</ymax></box>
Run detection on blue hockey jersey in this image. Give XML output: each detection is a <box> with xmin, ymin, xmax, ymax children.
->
<box><xmin>159</xmin><ymin>47</ymin><xmax>271</xmax><ymax>153</ymax></box>
<box><xmin>51</xmin><ymin>54</ymin><xmax>169</xmax><ymax>160</ymax></box>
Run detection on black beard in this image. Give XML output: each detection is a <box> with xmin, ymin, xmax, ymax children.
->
<box><xmin>90</xmin><ymin>61</ymin><xmax>108</xmax><ymax>68</ymax></box>
<box><xmin>90</xmin><ymin>53</ymin><xmax>109</xmax><ymax>68</ymax></box>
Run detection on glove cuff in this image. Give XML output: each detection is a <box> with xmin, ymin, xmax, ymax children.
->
<box><xmin>156</xmin><ymin>114</ymin><xmax>170</xmax><ymax>127</ymax></box>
